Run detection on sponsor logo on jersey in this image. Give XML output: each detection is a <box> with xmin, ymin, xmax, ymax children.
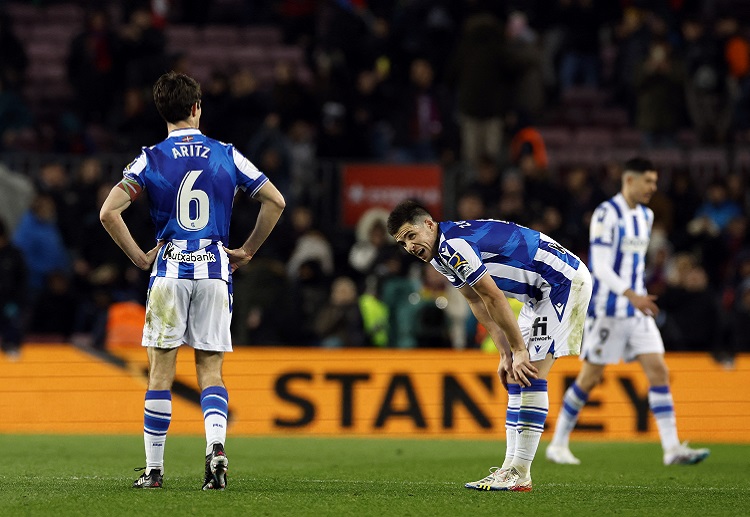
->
<box><xmin>162</xmin><ymin>242</ymin><xmax>217</xmax><ymax>263</ymax></box>
<box><xmin>619</xmin><ymin>236</ymin><xmax>650</xmax><ymax>253</ymax></box>
<box><xmin>447</xmin><ymin>251</ymin><xmax>473</xmax><ymax>277</ymax></box>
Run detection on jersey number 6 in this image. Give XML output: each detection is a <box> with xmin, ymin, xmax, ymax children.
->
<box><xmin>177</xmin><ymin>169</ymin><xmax>210</xmax><ymax>231</ymax></box>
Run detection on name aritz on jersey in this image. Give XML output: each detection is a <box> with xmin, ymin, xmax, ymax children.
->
<box><xmin>171</xmin><ymin>144</ymin><xmax>211</xmax><ymax>159</ymax></box>
<box><xmin>162</xmin><ymin>242</ymin><xmax>217</xmax><ymax>262</ymax></box>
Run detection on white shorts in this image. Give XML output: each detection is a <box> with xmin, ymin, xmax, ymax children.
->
<box><xmin>142</xmin><ymin>277</ymin><xmax>233</xmax><ymax>352</ymax></box>
<box><xmin>580</xmin><ymin>315</ymin><xmax>664</xmax><ymax>365</ymax></box>
<box><xmin>518</xmin><ymin>263</ymin><xmax>593</xmax><ymax>361</ymax></box>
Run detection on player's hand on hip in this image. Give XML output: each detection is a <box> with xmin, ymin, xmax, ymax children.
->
<box><xmin>512</xmin><ymin>349</ymin><xmax>538</xmax><ymax>387</ymax></box>
<box><xmin>223</xmin><ymin>246</ymin><xmax>252</xmax><ymax>272</ymax></box>
<box><xmin>140</xmin><ymin>240</ymin><xmax>164</xmax><ymax>270</ymax></box>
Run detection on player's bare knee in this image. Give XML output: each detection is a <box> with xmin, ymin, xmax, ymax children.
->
<box><xmin>647</xmin><ymin>364</ymin><xmax>670</xmax><ymax>386</ymax></box>
<box><xmin>148</xmin><ymin>374</ymin><xmax>174</xmax><ymax>391</ymax></box>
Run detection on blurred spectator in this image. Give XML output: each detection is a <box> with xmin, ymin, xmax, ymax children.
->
<box><xmin>288</xmin><ymin>258</ymin><xmax>331</xmax><ymax>345</ymax></box>
<box><xmin>556</xmin><ymin>0</ymin><xmax>605</xmax><ymax>93</ymax></box>
<box><xmin>496</xmin><ymin>172</ymin><xmax>528</xmax><ymax>225</ymax></box>
<box><xmin>270</xmin><ymin>60</ymin><xmax>315</xmax><ymax>129</ymax></box>
<box><xmin>635</xmin><ymin>39</ymin><xmax>686</xmax><ymax>147</ymax></box>
<box><xmin>445</xmin><ymin>12</ymin><xmax>513</xmax><ymax>168</ymax></box>
<box><xmin>247</xmin><ymin>113</ymin><xmax>292</xmax><ymax>197</ymax></box>
<box><xmin>285</xmin><ymin>205</ymin><xmax>334</xmax><ymax>280</ymax></box>
<box><xmin>455</xmin><ymin>190</ymin><xmax>487</xmax><ymax>221</ymax></box>
<box><xmin>226</xmin><ymin>69</ymin><xmax>270</xmax><ymax>146</ymax></box>
<box><xmin>231</xmin><ymin>258</ymin><xmax>291</xmax><ymax>345</ymax></box>
<box><xmin>349</xmin><ymin>68</ymin><xmax>390</xmax><ymax>159</ymax></box>
<box><xmin>645</xmin><ymin>226</ymin><xmax>673</xmax><ymax>297</ymax></box>
<box><xmin>29</xmin><ymin>271</ymin><xmax>77</xmax><ymax>339</ymax></box>
<box><xmin>717</xmin><ymin>14</ymin><xmax>750</xmax><ymax>139</ymax></box>
<box><xmin>51</xmin><ymin>112</ymin><xmax>98</xmax><ymax>155</ymax></box>
<box><xmin>0</xmin><ymin>218</ymin><xmax>27</xmax><ymax>358</ymax></box>
<box><xmin>559</xmin><ymin>166</ymin><xmax>605</xmax><ymax>254</ymax></box>
<box><xmin>691</xmin><ymin>179</ymin><xmax>742</xmax><ymax>233</ymax></box>
<box><xmin>680</xmin><ymin>17</ymin><xmax>731</xmax><ymax>144</ymax></box>
<box><xmin>666</xmin><ymin>170</ymin><xmax>702</xmax><ymax>247</ymax></box>
<box><xmin>0</xmin><ymin>163</ymin><xmax>34</xmax><ymax>232</ymax></box>
<box><xmin>114</xmin><ymin>87</ymin><xmax>164</xmax><ymax>152</ymax></box>
<box><xmin>12</xmin><ymin>193</ymin><xmax>70</xmax><ymax>296</ymax></box>
<box><xmin>67</xmin><ymin>157</ymin><xmax>106</xmax><ymax>246</ymax></box>
<box><xmin>34</xmin><ymin>161</ymin><xmax>77</xmax><ymax>247</ymax></box>
<box><xmin>658</xmin><ymin>261</ymin><xmax>722</xmax><ymax>353</ymax></box>
<box><xmin>518</xmin><ymin>153</ymin><xmax>560</xmax><ymax>221</ymax></box>
<box><xmin>0</xmin><ymin>77</ymin><xmax>34</xmax><ymax>152</ymax></box>
<box><xmin>0</xmin><ymin>10</ymin><xmax>28</xmax><ymax>92</ymax></box>
<box><xmin>412</xmin><ymin>264</ymin><xmax>469</xmax><ymax>349</ymax></box>
<box><xmin>612</xmin><ymin>7</ymin><xmax>652</xmax><ymax>118</ymax></box>
<box><xmin>199</xmin><ymin>71</ymin><xmax>233</xmax><ymax>143</ymax></box>
<box><xmin>71</xmin><ymin>184</ymin><xmax>132</xmax><ymax>346</ymax></box>
<box><xmin>389</xmin><ymin>58</ymin><xmax>448</xmax><ymax>163</ymax></box>
<box><xmin>507</xmin><ymin>109</ymin><xmax>548</xmax><ymax>170</ymax></box>
<box><xmin>314</xmin><ymin>276</ymin><xmax>366</xmax><ymax>348</ymax></box>
<box><xmin>505</xmin><ymin>11</ymin><xmax>545</xmax><ymax>119</ymax></box>
<box><xmin>118</xmin><ymin>5</ymin><xmax>166</xmax><ymax>88</ymax></box>
<box><xmin>286</xmin><ymin>120</ymin><xmax>317</xmax><ymax>207</ymax></box>
<box><xmin>67</xmin><ymin>8</ymin><xmax>122</xmax><ymax>123</ymax></box>
<box><xmin>119</xmin><ymin>5</ymin><xmax>166</xmax><ymax>87</ymax></box>
<box><xmin>348</xmin><ymin>208</ymin><xmax>396</xmax><ymax>281</ymax></box>
<box><xmin>462</xmin><ymin>154</ymin><xmax>502</xmax><ymax>212</ymax></box>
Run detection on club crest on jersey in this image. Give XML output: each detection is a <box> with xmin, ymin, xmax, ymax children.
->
<box><xmin>162</xmin><ymin>242</ymin><xmax>217</xmax><ymax>263</ymax></box>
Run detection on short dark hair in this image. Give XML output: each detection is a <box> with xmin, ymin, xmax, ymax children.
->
<box><xmin>386</xmin><ymin>200</ymin><xmax>432</xmax><ymax>236</ymax></box>
<box><xmin>624</xmin><ymin>157</ymin><xmax>656</xmax><ymax>174</ymax></box>
<box><xmin>153</xmin><ymin>71</ymin><xmax>201</xmax><ymax>124</ymax></box>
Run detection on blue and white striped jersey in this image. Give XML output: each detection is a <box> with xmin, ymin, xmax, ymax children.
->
<box><xmin>123</xmin><ymin>128</ymin><xmax>268</xmax><ymax>282</ymax></box>
<box><xmin>431</xmin><ymin>220</ymin><xmax>581</xmax><ymax>319</ymax></box>
<box><xmin>589</xmin><ymin>193</ymin><xmax>653</xmax><ymax>317</ymax></box>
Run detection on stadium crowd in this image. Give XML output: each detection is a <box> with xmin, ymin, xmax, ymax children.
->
<box><xmin>0</xmin><ymin>0</ymin><xmax>749</xmax><ymax>364</ymax></box>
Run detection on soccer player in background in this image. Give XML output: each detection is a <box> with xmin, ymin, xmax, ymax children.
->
<box><xmin>546</xmin><ymin>157</ymin><xmax>710</xmax><ymax>466</ymax></box>
<box><xmin>100</xmin><ymin>71</ymin><xmax>285</xmax><ymax>489</ymax></box>
<box><xmin>387</xmin><ymin>200</ymin><xmax>593</xmax><ymax>492</ymax></box>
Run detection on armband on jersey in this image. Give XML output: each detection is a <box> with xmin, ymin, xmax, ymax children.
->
<box><xmin>117</xmin><ymin>178</ymin><xmax>143</xmax><ymax>201</ymax></box>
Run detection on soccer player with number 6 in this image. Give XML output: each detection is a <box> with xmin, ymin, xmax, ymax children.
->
<box><xmin>100</xmin><ymin>71</ymin><xmax>285</xmax><ymax>490</ymax></box>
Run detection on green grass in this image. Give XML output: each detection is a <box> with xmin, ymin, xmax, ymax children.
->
<box><xmin>0</xmin><ymin>435</ymin><xmax>745</xmax><ymax>517</ymax></box>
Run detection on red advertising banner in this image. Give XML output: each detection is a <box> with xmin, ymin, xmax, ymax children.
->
<box><xmin>341</xmin><ymin>164</ymin><xmax>443</xmax><ymax>227</ymax></box>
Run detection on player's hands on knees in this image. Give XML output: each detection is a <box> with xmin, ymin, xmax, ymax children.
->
<box><xmin>498</xmin><ymin>354</ymin><xmax>513</xmax><ymax>391</ymax></box>
<box><xmin>512</xmin><ymin>349</ymin><xmax>538</xmax><ymax>387</ymax></box>
<box><xmin>140</xmin><ymin>240</ymin><xmax>164</xmax><ymax>270</ymax></box>
<box><xmin>223</xmin><ymin>246</ymin><xmax>252</xmax><ymax>272</ymax></box>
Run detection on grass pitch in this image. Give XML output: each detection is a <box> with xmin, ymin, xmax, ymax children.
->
<box><xmin>0</xmin><ymin>435</ymin><xmax>745</xmax><ymax>517</ymax></box>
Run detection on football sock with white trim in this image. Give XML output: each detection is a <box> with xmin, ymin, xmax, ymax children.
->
<box><xmin>551</xmin><ymin>381</ymin><xmax>589</xmax><ymax>448</ymax></box>
<box><xmin>201</xmin><ymin>386</ymin><xmax>229</xmax><ymax>455</ymax></box>
<box><xmin>502</xmin><ymin>384</ymin><xmax>521</xmax><ymax>469</ymax></box>
<box><xmin>144</xmin><ymin>390</ymin><xmax>172</xmax><ymax>474</ymax></box>
<box><xmin>513</xmin><ymin>379</ymin><xmax>549</xmax><ymax>477</ymax></box>
<box><xmin>649</xmin><ymin>385</ymin><xmax>680</xmax><ymax>452</ymax></box>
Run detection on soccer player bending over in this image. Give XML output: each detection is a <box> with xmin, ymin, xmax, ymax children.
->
<box><xmin>100</xmin><ymin>72</ymin><xmax>285</xmax><ymax>489</ymax></box>
<box><xmin>546</xmin><ymin>157</ymin><xmax>709</xmax><ymax>466</ymax></box>
<box><xmin>387</xmin><ymin>200</ymin><xmax>592</xmax><ymax>492</ymax></box>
